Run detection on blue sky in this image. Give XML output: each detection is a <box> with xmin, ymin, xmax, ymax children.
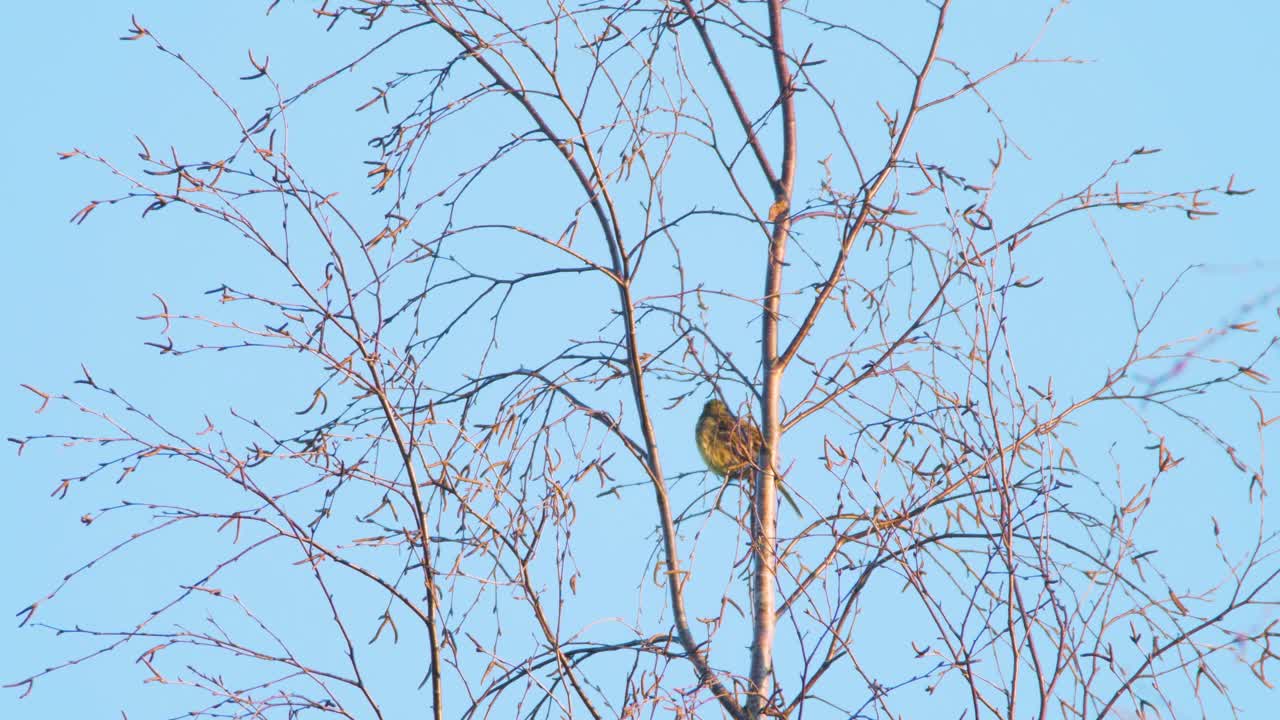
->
<box><xmin>4</xmin><ymin>2</ymin><xmax>1279</xmax><ymax>717</ymax></box>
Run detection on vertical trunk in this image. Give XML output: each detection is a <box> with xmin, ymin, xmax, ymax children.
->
<box><xmin>750</xmin><ymin>270</ymin><xmax>784</xmax><ymax>716</ymax></box>
<box><xmin>748</xmin><ymin>4</ymin><xmax>797</xmax><ymax>716</ymax></box>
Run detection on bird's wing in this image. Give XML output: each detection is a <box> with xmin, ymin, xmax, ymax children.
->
<box><xmin>723</xmin><ymin>415</ymin><xmax>758</xmax><ymax>474</ymax></box>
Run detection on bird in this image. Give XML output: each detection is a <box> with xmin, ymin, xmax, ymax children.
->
<box><xmin>696</xmin><ymin>399</ymin><xmax>801</xmax><ymax>516</ymax></box>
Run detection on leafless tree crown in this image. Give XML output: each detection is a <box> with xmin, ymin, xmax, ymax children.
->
<box><xmin>11</xmin><ymin>2</ymin><xmax>1278</xmax><ymax>719</ymax></box>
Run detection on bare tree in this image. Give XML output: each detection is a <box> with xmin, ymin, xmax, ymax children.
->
<box><xmin>10</xmin><ymin>2</ymin><xmax>1278</xmax><ymax>718</ymax></box>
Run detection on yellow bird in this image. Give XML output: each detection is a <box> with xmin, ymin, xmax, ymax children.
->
<box><xmin>696</xmin><ymin>399</ymin><xmax>801</xmax><ymax>515</ymax></box>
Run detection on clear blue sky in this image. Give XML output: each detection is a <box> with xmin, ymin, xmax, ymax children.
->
<box><xmin>4</xmin><ymin>2</ymin><xmax>1279</xmax><ymax>717</ymax></box>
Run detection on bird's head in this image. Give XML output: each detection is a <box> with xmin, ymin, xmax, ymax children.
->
<box><xmin>703</xmin><ymin>399</ymin><xmax>727</xmax><ymax>416</ymax></box>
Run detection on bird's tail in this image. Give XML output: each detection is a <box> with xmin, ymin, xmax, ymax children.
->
<box><xmin>776</xmin><ymin>478</ymin><xmax>802</xmax><ymax>517</ymax></box>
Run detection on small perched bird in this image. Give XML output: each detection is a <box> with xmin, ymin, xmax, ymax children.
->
<box><xmin>696</xmin><ymin>399</ymin><xmax>800</xmax><ymax>515</ymax></box>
